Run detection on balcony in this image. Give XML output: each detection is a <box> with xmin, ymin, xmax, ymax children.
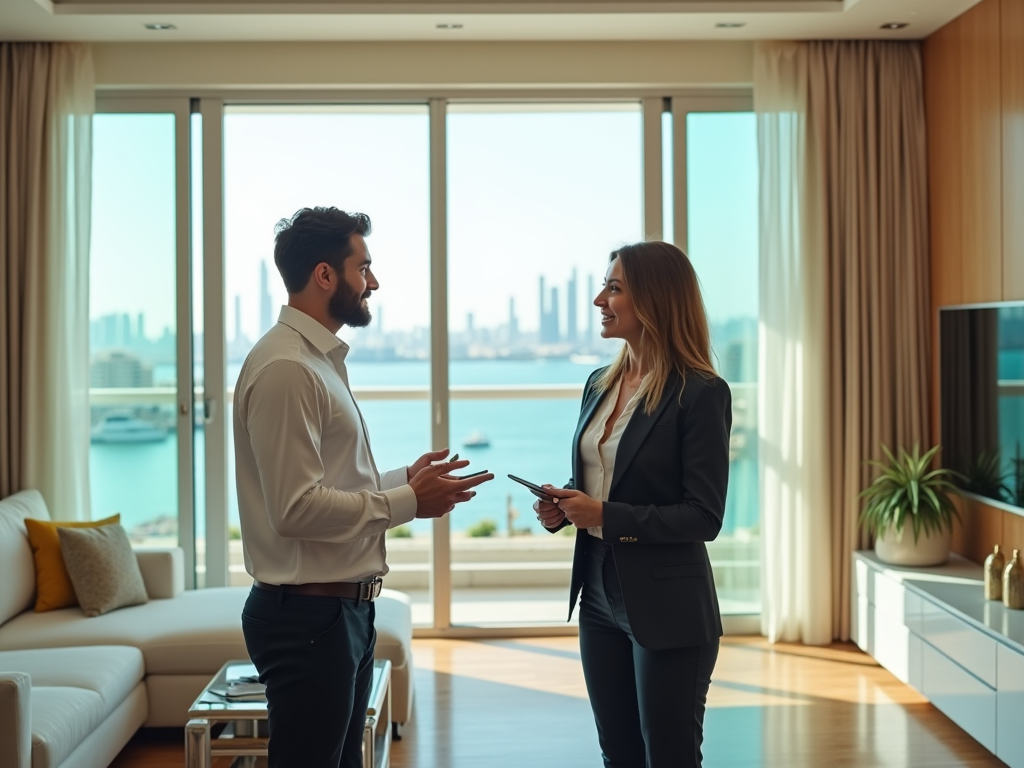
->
<box><xmin>93</xmin><ymin>382</ymin><xmax>761</xmax><ymax>626</ymax></box>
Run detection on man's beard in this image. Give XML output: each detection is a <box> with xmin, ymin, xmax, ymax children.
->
<box><xmin>328</xmin><ymin>279</ymin><xmax>372</xmax><ymax>328</ymax></box>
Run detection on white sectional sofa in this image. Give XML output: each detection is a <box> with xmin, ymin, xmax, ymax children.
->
<box><xmin>0</xmin><ymin>490</ymin><xmax>415</xmax><ymax>768</ymax></box>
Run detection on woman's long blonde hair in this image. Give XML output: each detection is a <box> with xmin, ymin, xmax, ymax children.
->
<box><xmin>595</xmin><ymin>241</ymin><xmax>717</xmax><ymax>414</ymax></box>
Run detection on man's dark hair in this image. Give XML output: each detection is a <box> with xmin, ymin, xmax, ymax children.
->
<box><xmin>273</xmin><ymin>207</ymin><xmax>372</xmax><ymax>294</ymax></box>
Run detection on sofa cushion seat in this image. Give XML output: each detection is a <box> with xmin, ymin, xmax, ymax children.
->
<box><xmin>375</xmin><ymin>588</ymin><xmax>412</xmax><ymax>671</ymax></box>
<box><xmin>0</xmin><ymin>645</ymin><xmax>144</xmax><ymax>768</ymax></box>
<box><xmin>0</xmin><ymin>588</ymin><xmax>249</xmax><ymax>676</ymax></box>
<box><xmin>30</xmin><ymin>687</ymin><xmax>104</xmax><ymax>768</ymax></box>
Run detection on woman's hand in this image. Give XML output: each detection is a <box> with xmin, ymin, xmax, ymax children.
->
<box><xmin>533</xmin><ymin>495</ymin><xmax>566</xmax><ymax>529</ymax></box>
<box><xmin>544</xmin><ymin>486</ymin><xmax>603</xmax><ymax>529</ymax></box>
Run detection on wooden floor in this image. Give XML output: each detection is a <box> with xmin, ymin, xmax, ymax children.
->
<box><xmin>110</xmin><ymin>636</ymin><xmax>1004</xmax><ymax>768</ymax></box>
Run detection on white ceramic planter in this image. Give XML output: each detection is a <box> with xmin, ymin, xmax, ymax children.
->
<box><xmin>874</xmin><ymin>525</ymin><xmax>952</xmax><ymax>567</ymax></box>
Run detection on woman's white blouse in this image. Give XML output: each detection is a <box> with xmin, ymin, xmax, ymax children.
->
<box><xmin>579</xmin><ymin>376</ymin><xmax>645</xmax><ymax>539</ymax></box>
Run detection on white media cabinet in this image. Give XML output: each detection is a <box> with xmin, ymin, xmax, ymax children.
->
<box><xmin>852</xmin><ymin>551</ymin><xmax>1024</xmax><ymax>767</ymax></box>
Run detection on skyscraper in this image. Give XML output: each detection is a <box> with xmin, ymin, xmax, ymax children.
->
<box><xmin>121</xmin><ymin>313</ymin><xmax>133</xmax><ymax>347</ymax></box>
<box><xmin>567</xmin><ymin>268</ymin><xmax>578</xmax><ymax>345</ymax></box>
<box><xmin>508</xmin><ymin>297</ymin><xmax>518</xmax><ymax>342</ymax></box>
<box><xmin>234</xmin><ymin>296</ymin><xmax>243</xmax><ymax>343</ymax></box>
<box><xmin>539</xmin><ymin>276</ymin><xmax>563</xmax><ymax>344</ymax></box>
<box><xmin>587</xmin><ymin>274</ymin><xmax>595</xmax><ymax>345</ymax></box>
<box><xmin>538</xmin><ymin>276</ymin><xmax>546</xmax><ymax>341</ymax></box>
<box><xmin>549</xmin><ymin>286</ymin><xmax>560</xmax><ymax>343</ymax></box>
<box><xmin>260</xmin><ymin>261</ymin><xmax>273</xmax><ymax>336</ymax></box>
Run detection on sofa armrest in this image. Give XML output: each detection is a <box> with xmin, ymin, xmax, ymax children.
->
<box><xmin>134</xmin><ymin>547</ymin><xmax>185</xmax><ymax>599</ymax></box>
<box><xmin>0</xmin><ymin>672</ymin><xmax>31</xmax><ymax>768</ymax></box>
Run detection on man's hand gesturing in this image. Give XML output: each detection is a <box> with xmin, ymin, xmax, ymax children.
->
<box><xmin>410</xmin><ymin>459</ymin><xmax>493</xmax><ymax>518</ymax></box>
<box><xmin>406</xmin><ymin>447</ymin><xmax>452</xmax><ymax>481</ymax></box>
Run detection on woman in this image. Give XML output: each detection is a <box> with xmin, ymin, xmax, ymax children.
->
<box><xmin>538</xmin><ymin>241</ymin><xmax>732</xmax><ymax>768</ymax></box>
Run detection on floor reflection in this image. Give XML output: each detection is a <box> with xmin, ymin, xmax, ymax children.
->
<box><xmin>392</xmin><ymin>637</ymin><xmax>1004</xmax><ymax>768</ymax></box>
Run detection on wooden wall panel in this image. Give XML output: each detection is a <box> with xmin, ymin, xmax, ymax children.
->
<box><xmin>959</xmin><ymin>0</ymin><xmax>1004</xmax><ymax>304</ymax></box>
<box><xmin>926</xmin><ymin>0</ymin><xmax>1024</xmax><ymax>565</ymax></box>
<box><xmin>1005</xmin><ymin>512</ymin><xmax>1024</xmax><ymax>560</ymax></box>
<box><xmin>925</xmin><ymin>25</ymin><xmax>964</xmax><ymax>312</ymax></box>
<box><xmin>951</xmin><ymin>497</ymin><xmax>1003</xmax><ymax>566</ymax></box>
<box><xmin>950</xmin><ymin>495</ymin><xmax>971</xmax><ymax>556</ymax></box>
<box><xmin>1003</xmin><ymin>0</ymin><xmax>1024</xmax><ymax>301</ymax></box>
<box><xmin>925</xmin><ymin>23</ymin><xmax>965</xmax><ymax>445</ymax></box>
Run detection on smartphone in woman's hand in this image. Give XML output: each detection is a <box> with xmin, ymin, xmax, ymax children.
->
<box><xmin>507</xmin><ymin>474</ymin><xmax>554</xmax><ymax>501</ymax></box>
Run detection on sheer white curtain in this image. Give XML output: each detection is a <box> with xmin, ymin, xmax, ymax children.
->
<box><xmin>755</xmin><ymin>42</ymin><xmax>833</xmax><ymax>645</ymax></box>
<box><xmin>18</xmin><ymin>44</ymin><xmax>94</xmax><ymax>521</ymax></box>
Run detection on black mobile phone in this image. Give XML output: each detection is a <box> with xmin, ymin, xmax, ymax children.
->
<box><xmin>507</xmin><ymin>474</ymin><xmax>554</xmax><ymax>501</ymax></box>
<box><xmin>453</xmin><ymin>469</ymin><xmax>489</xmax><ymax>480</ymax></box>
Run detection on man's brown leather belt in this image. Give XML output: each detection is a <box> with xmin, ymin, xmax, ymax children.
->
<box><xmin>254</xmin><ymin>578</ymin><xmax>383</xmax><ymax>602</ymax></box>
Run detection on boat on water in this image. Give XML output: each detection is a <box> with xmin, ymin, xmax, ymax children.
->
<box><xmin>91</xmin><ymin>413</ymin><xmax>168</xmax><ymax>444</ymax></box>
<box><xmin>462</xmin><ymin>431</ymin><xmax>491</xmax><ymax>448</ymax></box>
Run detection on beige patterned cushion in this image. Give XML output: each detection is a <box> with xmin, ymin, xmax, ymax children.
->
<box><xmin>57</xmin><ymin>524</ymin><xmax>149</xmax><ymax>617</ymax></box>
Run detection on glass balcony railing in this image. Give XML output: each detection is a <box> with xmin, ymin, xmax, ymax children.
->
<box><xmin>89</xmin><ymin>382</ymin><xmax>760</xmax><ymax>619</ymax></box>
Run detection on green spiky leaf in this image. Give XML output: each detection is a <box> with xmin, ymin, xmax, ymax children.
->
<box><xmin>859</xmin><ymin>443</ymin><xmax>962</xmax><ymax>544</ymax></box>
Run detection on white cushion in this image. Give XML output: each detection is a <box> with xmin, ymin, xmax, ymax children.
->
<box><xmin>0</xmin><ymin>645</ymin><xmax>144</xmax><ymax>768</ymax></box>
<box><xmin>0</xmin><ymin>589</ymin><xmax>249</xmax><ymax>676</ymax></box>
<box><xmin>54</xmin><ymin>683</ymin><xmax>146</xmax><ymax>768</ymax></box>
<box><xmin>0</xmin><ymin>646</ymin><xmax>144</xmax><ymax>720</ymax></box>
<box><xmin>29</xmin><ymin>687</ymin><xmax>101</xmax><ymax>768</ymax></box>
<box><xmin>134</xmin><ymin>548</ymin><xmax>185</xmax><ymax>599</ymax></box>
<box><xmin>0</xmin><ymin>491</ymin><xmax>50</xmax><ymax>626</ymax></box>
<box><xmin>375</xmin><ymin>589</ymin><xmax>412</xmax><ymax>671</ymax></box>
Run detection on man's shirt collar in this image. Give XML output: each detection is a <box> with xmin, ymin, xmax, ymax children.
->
<box><xmin>277</xmin><ymin>305</ymin><xmax>350</xmax><ymax>359</ymax></box>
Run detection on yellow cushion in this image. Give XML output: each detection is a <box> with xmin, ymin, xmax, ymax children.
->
<box><xmin>24</xmin><ymin>515</ymin><xmax>121</xmax><ymax>612</ymax></box>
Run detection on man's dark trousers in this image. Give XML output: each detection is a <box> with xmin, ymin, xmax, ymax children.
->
<box><xmin>242</xmin><ymin>584</ymin><xmax>376</xmax><ymax>768</ymax></box>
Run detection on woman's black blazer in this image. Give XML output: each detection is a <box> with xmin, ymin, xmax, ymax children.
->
<box><xmin>551</xmin><ymin>366</ymin><xmax>732</xmax><ymax>650</ymax></box>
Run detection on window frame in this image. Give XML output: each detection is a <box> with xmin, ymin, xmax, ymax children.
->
<box><xmin>93</xmin><ymin>96</ymin><xmax>197</xmax><ymax>585</ymax></box>
<box><xmin>92</xmin><ymin>88</ymin><xmax>758</xmax><ymax>635</ymax></box>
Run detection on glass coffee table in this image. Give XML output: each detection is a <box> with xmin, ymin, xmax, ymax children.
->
<box><xmin>185</xmin><ymin>659</ymin><xmax>392</xmax><ymax>768</ymax></box>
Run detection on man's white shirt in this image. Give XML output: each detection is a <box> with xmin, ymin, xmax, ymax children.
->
<box><xmin>233</xmin><ymin>305</ymin><xmax>417</xmax><ymax>585</ymax></box>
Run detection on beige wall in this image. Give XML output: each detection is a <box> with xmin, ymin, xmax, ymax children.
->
<box><xmin>92</xmin><ymin>40</ymin><xmax>753</xmax><ymax>91</ymax></box>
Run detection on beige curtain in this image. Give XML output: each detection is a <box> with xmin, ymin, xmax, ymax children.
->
<box><xmin>756</xmin><ymin>40</ymin><xmax>931</xmax><ymax>642</ymax></box>
<box><xmin>0</xmin><ymin>43</ymin><xmax>94</xmax><ymax>520</ymax></box>
<box><xmin>755</xmin><ymin>42</ymin><xmax>833</xmax><ymax>645</ymax></box>
<box><xmin>812</xmin><ymin>41</ymin><xmax>932</xmax><ymax>641</ymax></box>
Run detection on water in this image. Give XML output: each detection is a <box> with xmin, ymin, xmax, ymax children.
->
<box><xmin>91</xmin><ymin>359</ymin><xmax>760</xmax><ymax>537</ymax></box>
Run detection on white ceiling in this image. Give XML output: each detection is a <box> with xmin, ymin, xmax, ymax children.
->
<box><xmin>0</xmin><ymin>0</ymin><xmax>982</xmax><ymax>41</ymax></box>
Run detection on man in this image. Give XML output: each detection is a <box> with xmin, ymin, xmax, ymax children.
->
<box><xmin>234</xmin><ymin>206</ymin><xmax>492</xmax><ymax>768</ymax></box>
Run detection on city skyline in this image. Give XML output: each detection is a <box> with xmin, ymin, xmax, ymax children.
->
<box><xmin>93</xmin><ymin>261</ymin><xmax>757</xmax><ymax>378</ymax></box>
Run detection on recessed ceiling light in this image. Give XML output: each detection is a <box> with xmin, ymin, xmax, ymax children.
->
<box><xmin>880</xmin><ymin>22</ymin><xmax>909</xmax><ymax>30</ymax></box>
<box><xmin>144</xmin><ymin>23</ymin><xmax>177</xmax><ymax>30</ymax></box>
<box><xmin>715</xmin><ymin>22</ymin><xmax>747</xmax><ymax>29</ymax></box>
<box><xmin>436</xmin><ymin>23</ymin><xmax>464</xmax><ymax>30</ymax></box>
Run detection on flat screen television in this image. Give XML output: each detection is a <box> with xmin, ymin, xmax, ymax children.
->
<box><xmin>940</xmin><ymin>301</ymin><xmax>1024</xmax><ymax>510</ymax></box>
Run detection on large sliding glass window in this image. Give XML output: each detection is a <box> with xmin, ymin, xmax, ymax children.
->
<box><xmin>90</xmin><ymin>106</ymin><xmax>194</xmax><ymax>581</ymax></box>
<box><xmin>685</xmin><ymin>111</ymin><xmax>760</xmax><ymax>615</ymax></box>
<box><xmin>91</xmin><ymin>95</ymin><xmax>759</xmax><ymax>629</ymax></box>
<box><xmin>445</xmin><ymin>104</ymin><xmax>643</xmax><ymax>626</ymax></box>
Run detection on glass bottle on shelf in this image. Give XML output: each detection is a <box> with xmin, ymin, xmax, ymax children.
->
<box><xmin>1003</xmin><ymin>549</ymin><xmax>1024</xmax><ymax>610</ymax></box>
<box><xmin>985</xmin><ymin>545</ymin><xmax>1005</xmax><ymax>601</ymax></box>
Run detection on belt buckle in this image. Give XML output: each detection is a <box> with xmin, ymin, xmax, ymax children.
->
<box><xmin>359</xmin><ymin>577</ymin><xmax>383</xmax><ymax>604</ymax></box>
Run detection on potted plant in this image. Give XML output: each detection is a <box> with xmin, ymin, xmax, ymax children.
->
<box><xmin>859</xmin><ymin>444</ymin><xmax>962</xmax><ymax>567</ymax></box>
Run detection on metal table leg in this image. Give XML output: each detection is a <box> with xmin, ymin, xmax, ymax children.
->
<box><xmin>185</xmin><ymin>719</ymin><xmax>211</xmax><ymax>768</ymax></box>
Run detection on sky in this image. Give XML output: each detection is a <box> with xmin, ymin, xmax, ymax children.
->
<box><xmin>90</xmin><ymin>105</ymin><xmax>758</xmax><ymax>343</ymax></box>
